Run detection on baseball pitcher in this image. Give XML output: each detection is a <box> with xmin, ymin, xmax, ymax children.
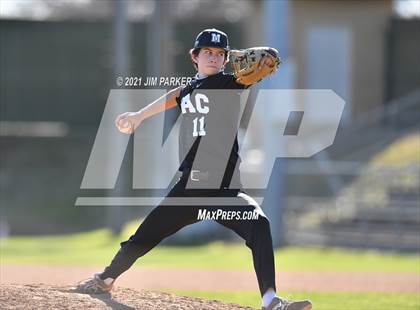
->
<box><xmin>76</xmin><ymin>28</ymin><xmax>312</xmax><ymax>310</ymax></box>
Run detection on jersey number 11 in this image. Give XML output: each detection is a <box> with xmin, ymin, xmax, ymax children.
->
<box><xmin>192</xmin><ymin>116</ymin><xmax>206</xmax><ymax>137</ymax></box>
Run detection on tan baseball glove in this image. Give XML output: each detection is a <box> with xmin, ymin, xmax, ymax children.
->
<box><xmin>230</xmin><ymin>47</ymin><xmax>281</xmax><ymax>85</ymax></box>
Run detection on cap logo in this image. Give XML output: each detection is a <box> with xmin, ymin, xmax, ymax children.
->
<box><xmin>211</xmin><ymin>33</ymin><xmax>221</xmax><ymax>43</ymax></box>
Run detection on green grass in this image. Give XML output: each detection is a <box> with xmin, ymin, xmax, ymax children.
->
<box><xmin>168</xmin><ymin>290</ymin><xmax>420</xmax><ymax>310</ymax></box>
<box><xmin>1</xmin><ymin>226</ymin><xmax>419</xmax><ymax>273</ymax></box>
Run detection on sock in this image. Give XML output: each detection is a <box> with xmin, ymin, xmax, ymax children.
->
<box><xmin>262</xmin><ymin>288</ymin><xmax>277</xmax><ymax>308</ymax></box>
<box><xmin>98</xmin><ymin>273</ymin><xmax>114</xmax><ymax>285</ymax></box>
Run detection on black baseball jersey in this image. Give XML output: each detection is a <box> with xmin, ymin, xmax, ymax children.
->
<box><xmin>175</xmin><ymin>72</ymin><xmax>248</xmax><ymax>181</ymax></box>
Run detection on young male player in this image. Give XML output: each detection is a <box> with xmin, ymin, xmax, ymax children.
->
<box><xmin>77</xmin><ymin>28</ymin><xmax>312</xmax><ymax>310</ymax></box>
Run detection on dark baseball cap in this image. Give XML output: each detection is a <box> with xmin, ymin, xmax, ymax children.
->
<box><xmin>193</xmin><ymin>28</ymin><xmax>229</xmax><ymax>51</ymax></box>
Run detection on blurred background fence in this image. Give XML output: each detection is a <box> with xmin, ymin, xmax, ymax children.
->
<box><xmin>1</xmin><ymin>0</ymin><xmax>419</xmax><ymax>252</ymax></box>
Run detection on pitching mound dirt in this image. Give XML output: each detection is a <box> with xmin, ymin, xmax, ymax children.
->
<box><xmin>0</xmin><ymin>284</ymin><xmax>255</xmax><ymax>310</ymax></box>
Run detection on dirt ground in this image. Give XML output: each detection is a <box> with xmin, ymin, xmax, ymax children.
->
<box><xmin>0</xmin><ymin>284</ymin><xmax>254</xmax><ymax>310</ymax></box>
<box><xmin>1</xmin><ymin>265</ymin><xmax>419</xmax><ymax>309</ymax></box>
<box><xmin>1</xmin><ymin>265</ymin><xmax>418</xmax><ymax>293</ymax></box>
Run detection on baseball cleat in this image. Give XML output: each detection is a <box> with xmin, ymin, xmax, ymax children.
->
<box><xmin>262</xmin><ymin>297</ymin><xmax>312</xmax><ymax>310</ymax></box>
<box><xmin>75</xmin><ymin>273</ymin><xmax>114</xmax><ymax>294</ymax></box>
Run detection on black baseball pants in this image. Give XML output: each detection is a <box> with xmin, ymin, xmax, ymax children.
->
<box><xmin>100</xmin><ymin>175</ymin><xmax>277</xmax><ymax>296</ymax></box>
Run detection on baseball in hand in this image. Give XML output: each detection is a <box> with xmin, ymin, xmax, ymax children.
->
<box><xmin>117</xmin><ymin>117</ymin><xmax>134</xmax><ymax>134</ymax></box>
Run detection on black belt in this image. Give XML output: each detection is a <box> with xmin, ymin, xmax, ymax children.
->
<box><xmin>190</xmin><ymin>169</ymin><xmax>209</xmax><ymax>181</ymax></box>
<box><xmin>181</xmin><ymin>168</ymin><xmax>242</xmax><ymax>189</ymax></box>
<box><xmin>182</xmin><ymin>168</ymin><xmax>219</xmax><ymax>182</ymax></box>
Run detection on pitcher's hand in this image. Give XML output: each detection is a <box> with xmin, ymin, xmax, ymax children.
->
<box><xmin>115</xmin><ymin>112</ymin><xmax>142</xmax><ymax>134</ymax></box>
